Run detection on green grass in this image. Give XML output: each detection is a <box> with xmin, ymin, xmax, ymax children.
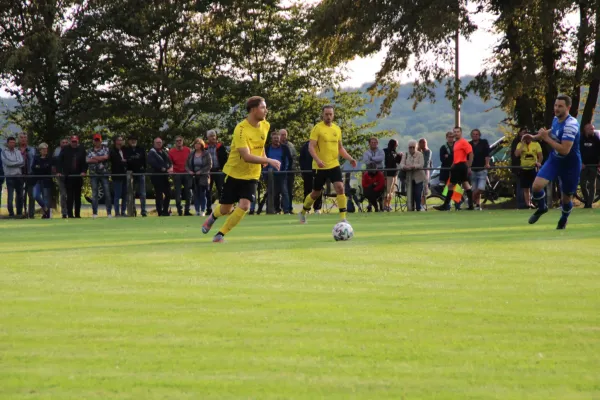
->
<box><xmin>1</xmin><ymin>210</ymin><xmax>599</xmax><ymax>399</ymax></box>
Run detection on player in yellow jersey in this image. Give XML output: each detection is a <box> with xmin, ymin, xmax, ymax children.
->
<box><xmin>202</xmin><ymin>96</ymin><xmax>281</xmax><ymax>242</ymax></box>
<box><xmin>299</xmin><ymin>105</ymin><xmax>357</xmax><ymax>224</ymax></box>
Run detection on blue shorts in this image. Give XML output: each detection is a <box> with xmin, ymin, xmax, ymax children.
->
<box><xmin>536</xmin><ymin>157</ymin><xmax>581</xmax><ymax>195</ymax></box>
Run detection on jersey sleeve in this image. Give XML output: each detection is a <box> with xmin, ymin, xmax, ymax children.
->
<box><xmin>231</xmin><ymin>125</ymin><xmax>249</xmax><ymax>150</ymax></box>
<box><xmin>562</xmin><ymin>119</ymin><xmax>579</xmax><ymax>142</ymax></box>
<box><xmin>309</xmin><ymin>125</ymin><xmax>320</xmax><ymax>142</ymax></box>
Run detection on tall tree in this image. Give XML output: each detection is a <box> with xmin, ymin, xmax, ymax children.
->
<box><xmin>582</xmin><ymin>0</ymin><xmax>600</xmax><ymax>125</ymax></box>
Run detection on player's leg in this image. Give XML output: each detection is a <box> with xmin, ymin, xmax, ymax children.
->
<box><xmin>330</xmin><ymin>167</ymin><xmax>347</xmax><ymax>221</ymax></box>
<box><xmin>436</xmin><ymin>164</ymin><xmax>462</xmax><ymax>210</ymax></box>
<box><xmin>203</xmin><ymin>176</ymin><xmax>236</xmax><ymax>234</ymax></box>
<box><xmin>528</xmin><ymin>160</ymin><xmax>558</xmax><ymax>224</ymax></box>
<box><xmin>300</xmin><ymin>170</ymin><xmax>324</xmax><ymax>223</ymax></box>
<box><xmin>556</xmin><ymin>170</ymin><xmax>580</xmax><ymax>230</ymax></box>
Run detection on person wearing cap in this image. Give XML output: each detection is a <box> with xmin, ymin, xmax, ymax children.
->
<box><xmin>57</xmin><ymin>135</ymin><xmax>87</xmax><ymax>218</ymax></box>
<box><xmin>124</xmin><ymin>134</ymin><xmax>147</xmax><ymax>216</ymax></box>
<box><xmin>87</xmin><ymin>133</ymin><xmax>112</xmax><ymax>218</ymax></box>
<box><xmin>168</xmin><ymin>135</ymin><xmax>192</xmax><ymax>216</ymax></box>
<box><xmin>1</xmin><ymin>136</ymin><xmax>25</xmax><ymax>217</ymax></box>
<box><xmin>109</xmin><ymin>136</ymin><xmax>128</xmax><ymax>217</ymax></box>
<box><xmin>52</xmin><ymin>137</ymin><xmax>69</xmax><ymax>218</ymax></box>
<box><xmin>32</xmin><ymin>143</ymin><xmax>53</xmax><ymax>218</ymax></box>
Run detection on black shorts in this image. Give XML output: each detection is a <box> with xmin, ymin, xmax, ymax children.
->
<box><xmin>519</xmin><ymin>168</ymin><xmax>537</xmax><ymax>188</ymax></box>
<box><xmin>313</xmin><ymin>166</ymin><xmax>343</xmax><ymax>191</ymax></box>
<box><xmin>220</xmin><ymin>175</ymin><xmax>258</xmax><ymax>204</ymax></box>
<box><xmin>449</xmin><ymin>162</ymin><xmax>469</xmax><ymax>185</ymax></box>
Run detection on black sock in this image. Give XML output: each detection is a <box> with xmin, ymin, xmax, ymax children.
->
<box><xmin>466</xmin><ymin>189</ymin><xmax>474</xmax><ymax>208</ymax></box>
<box><xmin>217</xmin><ymin>231</ymin><xmax>225</xmax><ymax>237</ymax></box>
<box><xmin>443</xmin><ymin>190</ymin><xmax>453</xmax><ymax>207</ymax></box>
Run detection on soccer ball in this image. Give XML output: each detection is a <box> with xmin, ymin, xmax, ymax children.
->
<box><xmin>332</xmin><ymin>222</ymin><xmax>354</xmax><ymax>241</ymax></box>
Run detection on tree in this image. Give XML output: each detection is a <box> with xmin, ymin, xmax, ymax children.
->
<box><xmin>582</xmin><ymin>0</ymin><xmax>600</xmax><ymax>126</ymax></box>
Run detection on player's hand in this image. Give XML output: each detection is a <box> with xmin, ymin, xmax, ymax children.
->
<box><xmin>350</xmin><ymin>158</ymin><xmax>357</xmax><ymax>168</ymax></box>
<box><xmin>268</xmin><ymin>159</ymin><xmax>281</xmax><ymax>171</ymax></box>
<box><xmin>80</xmin><ymin>172</ymin><xmax>86</xmax><ymax>177</ymax></box>
<box><xmin>485</xmin><ymin>163</ymin><xmax>490</xmax><ymax>169</ymax></box>
<box><xmin>536</xmin><ymin>162</ymin><xmax>541</xmax><ymax>168</ymax></box>
<box><xmin>167</xmin><ymin>167</ymin><xmax>174</xmax><ymax>173</ymax></box>
<box><xmin>316</xmin><ymin>160</ymin><xmax>325</xmax><ymax>168</ymax></box>
<box><xmin>537</xmin><ymin>128</ymin><xmax>551</xmax><ymax>139</ymax></box>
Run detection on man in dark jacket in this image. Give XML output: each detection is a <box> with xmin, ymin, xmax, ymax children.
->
<box><xmin>299</xmin><ymin>140</ymin><xmax>322</xmax><ymax>213</ymax></box>
<box><xmin>580</xmin><ymin>123</ymin><xmax>600</xmax><ymax>208</ymax></box>
<box><xmin>124</xmin><ymin>135</ymin><xmax>147</xmax><ymax>216</ymax></box>
<box><xmin>256</xmin><ymin>131</ymin><xmax>293</xmax><ymax>214</ymax></box>
<box><xmin>52</xmin><ymin>138</ymin><xmax>69</xmax><ymax>218</ymax></box>
<box><xmin>0</xmin><ymin>147</ymin><xmax>4</xmax><ymax>212</ymax></box>
<box><xmin>110</xmin><ymin>136</ymin><xmax>128</xmax><ymax>216</ymax></box>
<box><xmin>57</xmin><ymin>135</ymin><xmax>87</xmax><ymax>218</ymax></box>
<box><xmin>147</xmin><ymin>137</ymin><xmax>173</xmax><ymax>216</ymax></box>
<box><xmin>205</xmin><ymin>130</ymin><xmax>228</xmax><ymax>214</ymax></box>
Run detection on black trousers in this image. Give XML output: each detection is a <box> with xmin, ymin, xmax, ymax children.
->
<box><xmin>65</xmin><ymin>176</ymin><xmax>83</xmax><ymax>218</ymax></box>
<box><xmin>173</xmin><ymin>174</ymin><xmax>191</xmax><ymax>214</ymax></box>
<box><xmin>207</xmin><ymin>171</ymin><xmax>224</xmax><ymax>213</ymax></box>
<box><xmin>285</xmin><ymin>172</ymin><xmax>295</xmax><ymax>213</ymax></box>
<box><xmin>302</xmin><ymin>172</ymin><xmax>322</xmax><ymax>211</ymax></box>
<box><xmin>151</xmin><ymin>176</ymin><xmax>171</xmax><ymax>216</ymax></box>
<box><xmin>364</xmin><ymin>187</ymin><xmax>384</xmax><ymax>211</ymax></box>
<box><xmin>22</xmin><ymin>178</ymin><xmax>35</xmax><ymax>218</ymax></box>
<box><xmin>580</xmin><ymin>166</ymin><xmax>598</xmax><ymax>207</ymax></box>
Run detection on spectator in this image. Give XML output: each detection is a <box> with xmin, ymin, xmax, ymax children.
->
<box><xmin>511</xmin><ymin>127</ymin><xmax>528</xmax><ymax>209</ymax></box>
<box><xmin>362</xmin><ymin>137</ymin><xmax>385</xmax><ymax>169</ymax></box>
<box><xmin>52</xmin><ymin>138</ymin><xmax>69</xmax><ymax>218</ymax></box>
<box><xmin>439</xmin><ymin>131</ymin><xmax>454</xmax><ymax>185</ymax></box>
<box><xmin>57</xmin><ymin>135</ymin><xmax>87</xmax><ymax>218</ymax></box>
<box><xmin>0</xmin><ymin>145</ymin><xmax>3</xmax><ymax>213</ymax></box>
<box><xmin>279</xmin><ymin>129</ymin><xmax>296</xmax><ymax>214</ymax></box>
<box><xmin>361</xmin><ymin>162</ymin><xmax>385</xmax><ymax>211</ymax></box>
<box><xmin>32</xmin><ymin>143</ymin><xmax>52</xmax><ymax>219</ymax></box>
<box><xmin>263</xmin><ymin>131</ymin><xmax>292</xmax><ymax>213</ymax></box>
<box><xmin>400</xmin><ymin>139</ymin><xmax>426</xmax><ymax>211</ymax></box>
<box><xmin>418</xmin><ymin>138</ymin><xmax>433</xmax><ymax>209</ymax></box>
<box><xmin>383</xmin><ymin>139</ymin><xmax>402</xmax><ymax>212</ymax></box>
<box><xmin>1</xmin><ymin>136</ymin><xmax>24</xmax><ymax>217</ymax></box>
<box><xmin>124</xmin><ymin>135</ymin><xmax>147</xmax><ymax>217</ymax></box>
<box><xmin>205</xmin><ymin>130</ymin><xmax>228</xmax><ymax>214</ymax></box>
<box><xmin>110</xmin><ymin>136</ymin><xmax>128</xmax><ymax>217</ymax></box>
<box><xmin>299</xmin><ymin>140</ymin><xmax>322</xmax><ymax>213</ymax></box>
<box><xmin>18</xmin><ymin>132</ymin><xmax>36</xmax><ymax>218</ymax></box>
<box><xmin>515</xmin><ymin>134</ymin><xmax>543</xmax><ymax>209</ymax></box>
<box><xmin>148</xmin><ymin>137</ymin><xmax>173</xmax><ymax>216</ymax></box>
<box><xmin>87</xmin><ymin>133</ymin><xmax>112</xmax><ymax>218</ymax></box>
<box><xmin>580</xmin><ymin>123</ymin><xmax>600</xmax><ymax>208</ymax></box>
<box><xmin>169</xmin><ymin>135</ymin><xmax>192</xmax><ymax>216</ymax></box>
<box><xmin>186</xmin><ymin>138</ymin><xmax>212</xmax><ymax>216</ymax></box>
<box><xmin>469</xmin><ymin>129</ymin><xmax>490</xmax><ymax>210</ymax></box>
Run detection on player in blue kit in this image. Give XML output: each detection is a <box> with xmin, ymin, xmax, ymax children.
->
<box><xmin>525</xmin><ymin>94</ymin><xmax>582</xmax><ymax>230</ymax></box>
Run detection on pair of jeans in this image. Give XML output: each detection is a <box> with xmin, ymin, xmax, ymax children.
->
<box><xmin>6</xmin><ymin>177</ymin><xmax>23</xmax><ymax>216</ymax></box>
<box><xmin>192</xmin><ymin>178</ymin><xmax>208</xmax><ymax>213</ymax></box>
<box><xmin>256</xmin><ymin>173</ymin><xmax>289</xmax><ymax>213</ymax></box>
<box><xmin>22</xmin><ymin>178</ymin><xmax>35</xmax><ymax>218</ymax></box>
<box><xmin>151</xmin><ymin>176</ymin><xmax>171</xmax><ymax>216</ymax></box>
<box><xmin>132</xmin><ymin>175</ymin><xmax>147</xmax><ymax>215</ymax></box>
<box><xmin>285</xmin><ymin>172</ymin><xmax>295</xmax><ymax>213</ymax></box>
<box><xmin>113</xmin><ymin>179</ymin><xmax>127</xmax><ymax>216</ymax></box>
<box><xmin>580</xmin><ymin>166</ymin><xmax>598</xmax><ymax>207</ymax></box>
<box><xmin>65</xmin><ymin>176</ymin><xmax>83</xmax><ymax>218</ymax></box>
<box><xmin>412</xmin><ymin>181</ymin><xmax>424</xmax><ymax>211</ymax></box>
<box><xmin>173</xmin><ymin>174</ymin><xmax>191</xmax><ymax>214</ymax></box>
<box><xmin>33</xmin><ymin>183</ymin><xmax>51</xmax><ymax>210</ymax></box>
<box><xmin>90</xmin><ymin>175</ymin><xmax>112</xmax><ymax>215</ymax></box>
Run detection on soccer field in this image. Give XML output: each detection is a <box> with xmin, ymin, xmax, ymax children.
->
<box><xmin>1</xmin><ymin>211</ymin><xmax>599</xmax><ymax>399</ymax></box>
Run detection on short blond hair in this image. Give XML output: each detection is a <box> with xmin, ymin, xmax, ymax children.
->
<box><xmin>193</xmin><ymin>137</ymin><xmax>206</xmax><ymax>150</ymax></box>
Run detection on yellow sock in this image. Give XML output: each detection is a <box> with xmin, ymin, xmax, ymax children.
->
<box><xmin>302</xmin><ymin>194</ymin><xmax>315</xmax><ymax>215</ymax></box>
<box><xmin>337</xmin><ymin>194</ymin><xmax>347</xmax><ymax>220</ymax></box>
<box><xmin>220</xmin><ymin>207</ymin><xmax>247</xmax><ymax>235</ymax></box>
<box><xmin>213</xmin><ymin>205</ymin><xmax>224</xmax><ymax>218</ymax></box>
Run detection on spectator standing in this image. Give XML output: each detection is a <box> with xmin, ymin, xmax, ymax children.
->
<box><xmin>264</xmin><ymin>131</ymin><xmax>292</xmax><ymax>213</ymax></box>
<box><xmin>362</xmin><ymin>137</ymin><xmax>385</xmax><ymax>169</ymax></box>
<box><xmin>418</xmin><ymin>138</ymin><xmax>433</xmax><ymax>209</ymax></box>
<box><xmin>1</xmin><ymin>136</ymin><xmax>24</xmax><ymax>217</ymax></box>
<box><xmin>57</xmin><ymin>136</ymin><xmax>87</xmax><ymax>218</ymax></box>
<box><xmin>299</xmin><ymin>140</ymin><xmax>322</xmax><ymax>213</ymax></box>
<box><xmin>580</xmin><ymin>123</ymin><xmax>600</xmax><ymax>208</ymax></box>
<box><xmin>511</xmin><ymin>127</ymin><xmax>528</xmax><ymax>209</ymax></box>
<box><xmin>169</xmin><ymin>136</ymin><xmax>192</xmax><ymax>216</ymax></box>
<box><xmin>469</xmin><ymin>129</ymin><xmax>491</xmax><ymax>210</ymax></box>
<box><xmin>186</xmin><ymin>138</ymin><xmax>212</xmax><ymax>216</ymax></box>
<box><xmin>52</xmin><ymin>138</ymin><xmax>69</xmax><ymax>218</ymax></box>
<box><xmin>205</xmin><ymin>130</ymin><xmax>228</xmax><ymax>214</ymax></box>
<box><xmin>18</xmin><ymin>133</ymin><xmax>36</xmax><ymax>218</ymax></box>
<box><xmin>124</xmin><ymin>135</ymin><xmax>147</xmax><ymax>217</ymax></box>
<box><xmin>279</xmin><ymin>129</ymin><xmax>296</xmax><ymax>214</ymax></box>
<box><xmin>32</xmin><ymin>143</ymin><xmax>53</xmax><ymax>218</ymax></box>
<box><xmin>400</xmin><ymin>139</ymin><xmax>426</xmax><ymax>211</ymax></box>
<box><xmin>361</xmin><ymin>162</ymin><xmax>385</xmax><ymax>211</ymax></box>
<box><xmin>0</xmin><ymin>146</ymin><xmax>4</xmax><ymax>213</ymax></box>
<box><xmin>439</xmin><ymin>131</ymin><xmax>455</xmax><ymax>184</ymax></box>
<box><xmin>110</xmin><ymin>136</ymin><xmax>128</xmax><ymax>217</ymax></box>
<box><xmin>515</xmin><ymin>134</ymin><xmax>543</xmax><ymax>208</ymax></box>
<box><xmin>383</xmin><ymin>139</ymin><xmax>402</xmax><ymax>211</ymax></box>
<box><xmin>148</xmin><ymin>137</ymin><xmax>173</xmax><ymax>216</ymax></box>
<box><xmin>87</xmin><ymin>133</ymin><xmax>112</xmax><ymax>218</ymax></box>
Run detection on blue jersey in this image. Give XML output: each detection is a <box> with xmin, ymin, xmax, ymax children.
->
<box><xmin>549</xmin><ymin>115</ymin><xmax>581</xmax><ymax>164</ymax></box>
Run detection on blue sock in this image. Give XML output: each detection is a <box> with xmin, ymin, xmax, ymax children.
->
<box><xmin>533</xmin><ymin>191</ymin><xmax>547</xmax><ymax>210</ymax></box>
<box><xmin>561</xmin><ymin>201</ymin><xmax>573</xmax><ymax>219</ymax></box>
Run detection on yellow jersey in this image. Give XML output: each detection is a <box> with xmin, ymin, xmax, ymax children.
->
<box><xmin>517</xmin><ymin>142</ymin><xmax>542</xmax><ymax>169</ymax></box>
<box><xmin>222</xmin><ymin>119</ymin><xmax>270</xmax><ymax>180</ymax></box>
<box><xmin>309</xmin><ymin>121</ymin><xmax>342</xmax><ymax>170</ymax></box>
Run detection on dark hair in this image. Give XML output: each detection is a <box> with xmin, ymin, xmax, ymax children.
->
<box><xmin>471</xmin><ymin>129</ymin><xmax>481</xmax><ymax>135</ymax></box>
<box><xmin>454</xmin><ymin>126</ymin><xmax>462</xmax><ymax>132</ymax></box>
<box><xmin>6</xmin><ymin>136</ymin><xmax>16</xmax><ymax>142</ymax></box>
<box><xmin>518</xmin><ymin>126</ymin><xmax>528</xmax><ymax>133</ymax></box>
<box><xmin>322</xmin><ymin>104</ymin><xmax>334</xmax><ymax>112</ymax></box>
<box><xmin>557</xmin><ymin>94</ymin><xmax>572</xmax><ymax>107</ymax></box>
<box><xmin>246</xmin><ymin>96</ymin><xmax>265</xmax><ymax>112</ymax></box>
<box><xmin>387</xmin><ymin>139</ymin><xmax>398</xmax><ymax>150</ymax></box>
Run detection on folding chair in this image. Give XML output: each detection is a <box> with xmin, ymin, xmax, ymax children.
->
<box><xmin>393</xmin><ymin>182</ymin><xmax>408</xmax><ymax>212</ymax></box>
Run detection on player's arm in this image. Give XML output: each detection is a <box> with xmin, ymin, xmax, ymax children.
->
<box><xmin>538</xmin><ymin>127</ymin><xmax>575</xmax><ymax>156</ymax></box>
<box><xmin>339</xmin><ymin>141</ymin><xmax>357</xmax><ymax>167</ymax></box>
<box><xmin>238</xmin><ymin>147</ymin><xmax>280</xmax><ymax>170</ymax></box>
<box><xmin>308</xmin><ymin>140</ymin><xmax>325</xmax><ymax>168</ymax></box>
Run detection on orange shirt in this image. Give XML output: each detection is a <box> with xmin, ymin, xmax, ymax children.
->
<box><xmin>453</xmin><ymin>138</ymin><xmax>472</xmax><ymax>164</ymax></box>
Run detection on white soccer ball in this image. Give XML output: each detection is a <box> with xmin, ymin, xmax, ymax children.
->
<box><xmin>332</xmin><ymin>222</ymin><xmax>354</xmax><ymax>241</ymax></box>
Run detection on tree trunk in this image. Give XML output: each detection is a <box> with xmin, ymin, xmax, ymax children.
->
<box><xmin>541</xmin><ymin>6</ymin><xmax>558</xmax><ymax>127</ymax></box>
<box><xmin>571</xmin><ymin>0</ymin><xmax>590</xmax><ymax>118</ymax></box>
<box><xmin>581</xmin><ymin>0</ymin><xmax>600</xmax><ymax>126</ymax></box>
